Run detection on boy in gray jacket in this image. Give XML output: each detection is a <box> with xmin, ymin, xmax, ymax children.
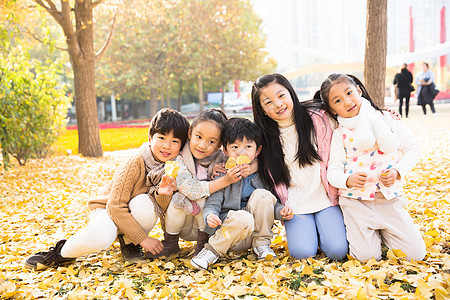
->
<box><xmin>191</xmin><ymin>118</ymin><xmax>293</xmax><ymax>270</ymax></box>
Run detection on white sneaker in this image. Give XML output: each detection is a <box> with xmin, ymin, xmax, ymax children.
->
<box><xmin>191</xmin><ymin>247</ymin><xmax>219</xmax><ymax>270</ymax></box>
<box><xmin>432</xmin><ymin>113</ymin><xmax>438</xmax><ymax>117</ymax></box>
<box><xmin>253</xmin><ymin>245</ymin><xmax>276</xmax><ymax>260</ymax></box>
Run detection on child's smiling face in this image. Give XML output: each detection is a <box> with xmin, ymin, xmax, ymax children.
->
<box><xmin>328</xmin><ymin>81</ymin><xmax>363</xmax><ymax>118</ymax></box>
<box><xmin>149</xmin><ymin>130</ymin><xmax>182</xmax><ymax>162</ymax></box>
<box><xmin>189</xmin><ymin>120</ymin><xmax>222</xmax><ymax>160</ymax></box>
<box><xmin>259</xmin><ymin>82</ymin><xmax>294</xmax><ymax>122</ymax></box>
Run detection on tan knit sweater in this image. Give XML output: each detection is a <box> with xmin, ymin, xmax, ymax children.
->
<box><xmin>87</xmin><ymin>153</ymin><xmax>170</xmax><ymax>245</ymax></box>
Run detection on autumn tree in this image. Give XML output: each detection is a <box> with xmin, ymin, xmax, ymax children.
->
<box><xmin>209</xmin><ymin>0</ymin><xmax>275</xmax><ymax>111</ymax></box>
<box><xmin>96</xmin><ymin>0</ymin><xmax>192</xmax><ymax>117</ymax></box>
<box><xmin>97</xmin><ymin>0</ymin><xmax>272</xmax><ymax>115</ymax></box>
<box><xmin>364</xmin><ymin>0</ymin><xmax>388</xmax><ymax>107</ymax></box>
<box><xmin>28</xmin><ymin>0</ymin><xmax>120</xmax><ymax>158</ymax></box>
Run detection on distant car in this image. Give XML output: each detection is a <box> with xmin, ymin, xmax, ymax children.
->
<box><xmin>231</xmin><ymin>106</ymin><xmax>252</xmax><ymax>114</ymax></box>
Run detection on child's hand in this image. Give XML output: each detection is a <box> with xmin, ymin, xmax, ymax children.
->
<box><xmin>206</xmin><ymin>213</ymin><xmax>222</xmax><ymax>228</ymax></box>
<box><xmin>382</xmin><ymin>107</ymin><xmax>401</xmax><ymax>121</ymax></box>
<box><xmin>378</xmin><ymin>168</ymin><xmax>399</xmax><ymax>187</ymax></box>
<box><xmin>240</xmin><ymin>163</ymin><xmax>251</xmax><ymax>178</ymax></box>
<box><xmin>280</xmin><ymin>206</ymin><xmax>293</xmax><ymax>220</ymax></box>
<box><xmin>224</xmin><ymin>165</ymin><xmax>242</xmax><ymax>184</ymax></box>
<box><xmin>140</xmin><ymin>236</ymin><xmax>164</xmax><ymax>256</ymax></box>
<box><xmin>211</xmin><ymin>163</ymin><xmax>226</xmax><ymax>179</ymax></box>
<box><xmin>158</xmin><ymin>175</ymin><xmax>177</xmax><ymax>196</ymax></box>
<box><xmin>346</xmin><ymin>171</ymin><xmax>368</xmax><ymax>189</ymax></box>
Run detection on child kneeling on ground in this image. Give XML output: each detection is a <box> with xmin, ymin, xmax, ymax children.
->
<box><xmin>190</xmin><ymin>118</ymin><xmax>293</xmax><ymax>270</ymax></box>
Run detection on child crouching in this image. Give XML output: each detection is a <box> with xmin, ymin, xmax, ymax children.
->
<box><xmin>191</xmin><ymin>118</ymin><xmax>293</xmax><ymax>270</ymax></box>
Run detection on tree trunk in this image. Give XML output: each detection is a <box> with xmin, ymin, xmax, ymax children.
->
<box><xmin>177</xmin><ymin>79</ymin><xmax>183</xmax><ymax>111</ymax></box>
<box><xmin>34</xmin><ymin>0</ymin><xmax>119</xmax><ymax>157</ymax></box>
<box><xmin>132</xmin><ymin>99</ymin><xmax>138</xmax><ymax>119</ymax></box>
<box><xmin>364</xmin><ymin>0</ymin><xmax>388</xmax><ymax>108</ymax></box>
<box><xmin>150</xmin><ymin>87</ymin><xmax>158</xmax><ymax>118</ymax></box>
<box><xmin>220</xmin><ymin>82</ymin><xmax>226</xmax><ymax>112</ymax></box>
<box><xmin>71</xmin><ymin>56</ymin><xmax>102</xmax><ymax>157</ymax></box>
<box><xmin>120</xmin><ymin>99</ymin><xmax>126</xmax><ymax>120</ymax></box>
<box><xmin>198</xmin><ymin>74</ymin><xmax>204</xmax><ymax>112</ymax></box>
<box><xmin>166</xmin><ymin>84</ymin><xmax>170</xmax><ymax>108</ymax></box>
<box><xmin>70</xmin><ymin>0</ymin><xmax>102</xmax><ymax>157</ymax></box>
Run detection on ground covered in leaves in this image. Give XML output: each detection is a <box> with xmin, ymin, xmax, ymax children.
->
<box><xmin>1</xmin><ymin>105</ymin><xmax>449</xmax><ymax>299</ymax></box>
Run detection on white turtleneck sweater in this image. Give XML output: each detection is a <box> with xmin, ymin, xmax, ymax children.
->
<box><xmin>277</xmin><ymin>116</ymin><xmax>332</xmax><ymax>214</ymax></box>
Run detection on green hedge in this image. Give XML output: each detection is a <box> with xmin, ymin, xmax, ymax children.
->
<box><xmin>0</xmin><ymin>42</ymin><xmax>71</xmax><ymax>168</ymax></box>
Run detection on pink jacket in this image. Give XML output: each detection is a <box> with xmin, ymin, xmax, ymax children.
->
<box><xmin>274</xmin><ymin>109</ymin><xmax>339</xmax><ymax>206</ymax></box>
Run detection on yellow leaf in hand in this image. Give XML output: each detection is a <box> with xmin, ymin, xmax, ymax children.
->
<box><xmin>236</xmin><ymin>154</ymin><xmax>250</xmax><ymax>165</ymax></box>
<box><xmin>164</xmin><ymin>161</ymin><xmax>180</xmax><ymax>178</ymax></box>
<box><xmin>225</xmin><ymin>157</ymin><xmax>236</xmax><ymax>169</ymax></box>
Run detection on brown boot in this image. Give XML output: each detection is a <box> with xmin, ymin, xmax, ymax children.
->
<box><xmin>193</xmin><ymin>230</ymin><xmax>210</xmax><ymax>256</ymax></box>
<box><xmin>147</xmin><ymin>232</ymin><xmax>180</xmax><ymax>259</ymax></box>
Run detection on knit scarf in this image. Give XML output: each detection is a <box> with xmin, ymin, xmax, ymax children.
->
<box><xmin>139</xmin><ymin>142</ymin><xmax>167</xmax><ymax>217</ymax></box>
<box><xmin>140</xmin><ymin>142</ymin><xmax>165</xmax><ymax>185</ymax></box>
<box><xmin>181</xmin><ymin>140</ymin><xmax>225</xmax><ymax>180</ymax></box>
<box><xmin>337</xmin><ymin>98</ymin><xmax>399</xmax><ymax>154</ymax></box>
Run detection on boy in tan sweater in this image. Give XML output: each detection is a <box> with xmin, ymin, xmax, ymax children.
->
<box><xmin>25</xmin><ymin>108</ymin><xmax>190</xmax><ymax>270</ymax></box>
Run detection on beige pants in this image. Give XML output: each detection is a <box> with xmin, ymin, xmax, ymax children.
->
<box><xmin>339</xmin><ymin>193</ymin><xmax>426</xmax><ymax>261</ymax></box>
<box><xmin>165</xmin><ymin>198</ymin><xmax>206</xmax><ymax>241</ymax></box>
<box><xmin>208</xmin><ymin>189</ymin><xmax>277</xmax><ymax>256</ymax></box>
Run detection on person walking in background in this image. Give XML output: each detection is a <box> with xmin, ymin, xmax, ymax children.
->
<box><xmin>415</xmin><ymin>62</ymin><xmax>439</xmax><ymax>116</ymax></box>
<box><xmin>393</xmin><ymin>63</ymin><xmax>414</xmax><ymax>118</ymax></box>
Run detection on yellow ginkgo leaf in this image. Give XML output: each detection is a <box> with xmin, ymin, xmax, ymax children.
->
<box><xmin>222</xmin><ymin>226</ymin><xmax>231</xmax><ymax>239</ymax></box>
<box><xmin>164</xmin><ymin>161</ymin><xmax>180</xmax><ymax>178</ymax></box>
<box><xmin>236</xmin><ymin>154</ymin><xmax>251</xmax><ymax>165</ymax></box>
<box><xmin>225</xmin><ymin>157</ymin><xmax>236</xmax><ymax>169</ymax></box>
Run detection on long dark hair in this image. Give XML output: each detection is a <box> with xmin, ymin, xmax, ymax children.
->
<box><xmin>319</xmin><ymin>74</ymin><xmax>383</xmax><ymax>116</ymax></box>
<box><xmin>251</xmin><ymin>73</ymin><xmax>322</xmax><ymax>192</ymax></box>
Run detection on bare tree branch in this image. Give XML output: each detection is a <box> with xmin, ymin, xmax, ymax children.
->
<box><xmin>59</xmin><ymin>0</ymin><xmax>82</xmax><ymax>58</ymax></box>
<box><xmin>22</xmin><ymin>25</ymin><xmax>68</xmax><ymax>51</ymax></box>
<box><xmin>91</xmin><ymin>0</ymin><xmax>107</xmax><ymax>9</ymax></box>
<box><xmin>34</xmin><ymin>0</ymin><xmax>62</xmax><ymax>24</ymax></box>
<box><xmin>95</xmin><ymin>2</ymin><xmax>121</xmax><ymax>59</ymax></box>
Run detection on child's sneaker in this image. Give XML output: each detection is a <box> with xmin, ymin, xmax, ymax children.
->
<box><xmin>191</xmin><ymin>245</ymin><xmax>219</xmax><ymax>270</ymax></box>
<box><xmin>253</xmin><ymin>245</ymin><xmax>276</xmax><ymax>260</ymax></box>
<box><xmin>118</xmin><ymin>235</ymin><xmax>146</xmax><ymax>262</ymax></box>
<box><xmin>25</xmin><ymin>240</ymin><xmax>76</xmax><ymax>270</ymax></box>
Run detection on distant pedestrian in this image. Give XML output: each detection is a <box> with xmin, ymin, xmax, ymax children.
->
<box><xmin>415</xmin><ymin>62</ymin><xmax>439</xmax><ymax>116</ymax></box>
<box><xmin>393</xmin><ymin>63</ymin><xmax>414</xmax><ymax>118</ymax></box>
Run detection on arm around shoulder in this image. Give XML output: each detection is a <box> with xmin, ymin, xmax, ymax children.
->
<box><xmin>176</xmin><ymin>156</ymin><xmax>210</xmax><ymax>200</ymax></box>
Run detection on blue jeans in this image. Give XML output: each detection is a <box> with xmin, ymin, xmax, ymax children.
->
<box><xmin>284</xmin><ymin>205</ymin><xmax>348</xmax><ymax>260</ymax></box>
